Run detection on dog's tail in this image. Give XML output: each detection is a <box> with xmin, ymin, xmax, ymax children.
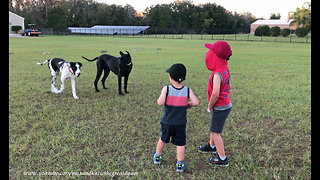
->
<box><xmin>36</xmin><ymin>59</ymin><xmax>50</xmax><ymax>66</ymax></box>
<box><xmin>82</xmin><ymin>56</ymin><xmax>98</xmax><ymax>62</ymax></box>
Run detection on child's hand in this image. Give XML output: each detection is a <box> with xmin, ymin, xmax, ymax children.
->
<box><xmin>207</xmin><ymin>104</ymin><xmax>213</xmax><ymax>113</ymax></box>
<box><xmin>187</xmin><ymin>102</ymin><xmax>192</xmax><ymax>109</ymax></box>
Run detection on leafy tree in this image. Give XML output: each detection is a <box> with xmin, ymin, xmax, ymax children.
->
<box><xmin>255</xmin><ymin>25</ymin><xmax>270</xmax><ymax>36</ymax></box>
<box><xmin>295</xmin><ymin>27</ymin><xmax>309</xmax><ymax>37</ymax></box>
<box><xmin>270</xmin><ymin>13</ymin><xmax>281</xmax><ymax>19</ymax></box>
<box><xmin>289</xmin><ymin>2</ymin><xmax>311</xmax><ymax>30</ymax></box>
<box><xmin>47</xmin><ymin>6</ymin><xmax>67</xmax><ymax>30</ymax></box>
<box><xmin>254</xmin><ymin>26</ymin><xmax>263</xmax><ymax>36</ymax></box>
<box><xmin>10</xmin><ymin>0</ymin><xmax>257</xmax><ymax>34</ymax></box>
<box><xmin>280</xmin><ymin>28</ymin><xmax>291</xmax><ymax>37</ymax></box>
<box><xmin>270</xmin><ymin>26</ymin><xmax>280</xmax><ymax>36</ymax></box>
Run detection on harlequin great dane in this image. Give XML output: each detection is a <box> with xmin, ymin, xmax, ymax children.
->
<box><xmin>37</xmin><ymin>58</ymin><xmax>82</xmax><ymax>99</ymax></box>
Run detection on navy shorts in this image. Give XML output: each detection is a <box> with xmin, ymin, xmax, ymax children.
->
<box><xmin>160</xmin><ymin>123</ymin><xmax>186</xmax><ymax>146</ymax></box>
<box><xmin>210</xmin><ymin>108</ymin><xmax>231</xmax><ymax>133</ymax></box>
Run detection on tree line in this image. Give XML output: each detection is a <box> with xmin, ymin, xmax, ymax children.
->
<box><xmin>10</xmin><ymin>0</ymin><xmax>257</xmax><ymax>34</ymax></box>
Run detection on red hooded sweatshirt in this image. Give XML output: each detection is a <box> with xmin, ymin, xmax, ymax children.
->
<box><xmin>205</xmin><ymin>42</ymin><xmax>231</xmax><ymax>108</ymax></box>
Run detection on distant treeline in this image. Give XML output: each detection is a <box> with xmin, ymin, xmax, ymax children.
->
<box><xmin>9</xmin><ymin>0</ymin><xmax>257</xmax><ymax>34</ymax></box>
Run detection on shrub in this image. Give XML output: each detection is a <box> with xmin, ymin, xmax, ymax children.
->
<box><xmin>295</xmin><ymin>27</ymin><xmax>309</xmax><ymax>37</ymax></box>
<box><xmin>254</xmin><ymin>25</ymin><xmax>270</xmax><ymax>36</ymax></box>
<box><xmin>254</xmin><ymin>26</ymin><xmax>262</xmax><ymax>36</ymax></box>
<box><xmin>11</xmin><ymin>26</ymin><xmax>22</xmax><ymax>32</ymax></box>
<box><xmin>260</xmin><ymin>25</ymin><xmax>270</xmax><ymax>36</ymax></box>
<box><xmin>280</xmin><ymin>28</ymin><xmax>291</xmax><ymax>37</ymax></box>
<box><xmin>270</xmin><ymin>26</ymin><xmax>280</xmax><ymax>36</ymax></box>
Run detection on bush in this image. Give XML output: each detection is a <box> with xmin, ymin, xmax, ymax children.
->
<box><xmin>295</xmin><ymin>27</ymin><xmax>309</xmax><ymax>37</ymax></box>
<box><xmin>254</xmin><ymin>25</ymin><xmax>270</xmax><ymax>36</ymax></box>
<box><xmin>280</xmin><ymin>28</ymin><xmax>291</xmax><ymax>37</ymax></box>
<box><xmin>11</xmin><ymin>26</ymin><xmax>22</xmax><ymax>32</ymax></box>
<box><xmin>261</xmin><ymin>25</ymin><xmax>270</xmax><ymax>36</ymax></box>
<box><xmin>254</xmin><ymin>26</ymin><xmax>262</xmax><ymax>36</ymax></box>
<box><xmin>270</xmin><ymin>26</ymin><xmax>280</xmax><ymax>36</ymax></box>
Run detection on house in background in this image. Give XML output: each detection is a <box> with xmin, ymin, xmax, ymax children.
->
<box><xmin>250</xmin><ymin>19</ymin><xmax>294</xmax><ymax>34</ymax></box>
<box><xmin>9</xmin><ymin>11</ymin><xmax>25</xmax><ymax>34</ymax></box>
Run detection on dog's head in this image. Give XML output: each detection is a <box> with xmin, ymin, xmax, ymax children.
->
<box><xmin>70</xmin><ymin>62</ymin><xmax>82</xmax><ymax>77</ymax></box>
<box><xmin>119</xmin><ymin>51</ymin><xmax>132</xmax><ymax>66</ymax></box>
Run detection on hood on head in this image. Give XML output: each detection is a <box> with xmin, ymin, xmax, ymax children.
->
<box><xmin>205</xmin><ymin>41</ymin><xmax>232</xmax><ymax>60</ymax></box>
<box><xmin>204</xmin><ymin>41</ymin><xmax>231</xmax><ymax>72</ymax></box>
<box><xmin>205</xmin><ymin>49</ymin><xmax>228</xmax><ymax>72</ymax></box>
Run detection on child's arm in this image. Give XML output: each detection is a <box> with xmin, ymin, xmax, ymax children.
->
<box><xmin>188</xmin><ymin>88</ymin><xmax>199</xmax><ymax>108</ymax></box>
<box><xmin>208</xmin><ymin>74</ymin><xmax>221</xmax><ymax>112</ymax></box>
<box><xmin>157</xmin><ymin>86</ymin><xmax>167</xmax><ymax>106</ymax></box>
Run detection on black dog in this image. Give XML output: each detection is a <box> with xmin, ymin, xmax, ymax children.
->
<box><xmin>82</xmin><ymin>51</ymin><xmax>133</xmax><ymax>95</ymax></box>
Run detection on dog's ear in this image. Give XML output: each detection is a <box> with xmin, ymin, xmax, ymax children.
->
<box><xmin>119</xmin><ymin>51</ymin><xmax>124</xmax><ymax>56</ymax></box>
<box><xmin>77</xmin><ymin>62</ymin><xmax>82</xmax><ymax>67</ymax></box>
<box><xmin>126</xmin><ymin>51</ymin><xmax>130</xmax><ymax>56</ymax></box>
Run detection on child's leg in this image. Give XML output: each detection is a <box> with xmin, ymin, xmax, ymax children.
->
<box><xmin>156</xmin><ymin>138</ymin><xmax>165</xmax><ymax>155</ymax></box>
<box><xmin>177</xmin><ymin>146</ymin><xmax>185</xmax><ymax>161</ymax></box>
<box><xmin>176</xmin><ymin>146</ymin><xmax>186</xmax><ymax>172</ymax></box>
<box><xmin>209</xmin><ymin>132</ymin><xmax>215</xmax><ymax>147</ymax></box>
<box><xmin>211</xmin><ymin>132</ymin><xmax>225</xmax><ymax>156</ymax></box>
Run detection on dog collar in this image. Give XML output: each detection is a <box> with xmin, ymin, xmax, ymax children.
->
<box><xmin>126</xmin><ymin>62</ymin><xmax>132</xmax><ymax>66</ymax></box>
<box><xmin>68</xmin><ymin>67</ymin><xmax>73</xmax><ymax>74</ymax></box>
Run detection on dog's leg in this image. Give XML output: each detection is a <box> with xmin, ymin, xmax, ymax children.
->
<box><xmin>124</xmin><ymin>75</ymin><xmax>129</xmax><ymax>93</ymax></box>
<box><xmin>118</xmin><ymin>76</ymin><xmax>124</xmax><ymax>95</ymax></box>
<box><xmin>57</xmin><ymin>75</ymin><xmax>66</xmax><ymax>94</ymax></box>
<box><xmin>50</xmin><ymin>71</ymin><xmax>59</xmax><ymax>93</ymax></box>
<box><xmin>94</xmin><ymin>65</ymin><xmax>103</xmax><ymax>92</ymax></box>
<box><xmin>71</xmin><ymin>78</ymin><xmax>79</xmax><ymax>99</ymax></box>
<box><xmin>101</xmin><ymin>68</ymin><xmax>110</xmax><ymax>89</ymax></box>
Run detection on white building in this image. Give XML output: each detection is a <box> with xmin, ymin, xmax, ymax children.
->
<box><xmin>9</xmin><ymin>11</ymin><xmax>25</xmax><ymax>34</ymax></box>
<box><xmin>68</xmin><ymin>25</ymin><xmax>150</xmax><ymax>35</ymax></box>
<box><xmin>250</xmin><ymin>19</ymin><xmax>294</xmax><ymax>34</ymax></box>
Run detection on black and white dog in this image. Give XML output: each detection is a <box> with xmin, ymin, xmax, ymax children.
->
<box><xmin>82</xmin><ymin>51</ymin><xmax>132</xmax><ymax>95</ymax></box>
<box><xmin>37</xmin><ymin>58</ymin><xmax>82</xmax><ymax>99</ymax></box>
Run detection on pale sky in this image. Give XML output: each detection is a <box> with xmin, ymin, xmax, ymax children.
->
<box><xmin>95</xmin><ymin>0</ymin><xmax>310</xmax><ymax>19</ymax></box>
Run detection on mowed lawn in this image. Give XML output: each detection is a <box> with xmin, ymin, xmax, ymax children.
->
<box><xmin>9</xmin><ymin>36</ymin><xmax>311</xmax><ymax>179</ymax></box>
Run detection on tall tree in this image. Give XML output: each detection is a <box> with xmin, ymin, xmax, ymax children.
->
<box><xmin>288</xmin><ymin>2</ymin><xmax>311</xmax><ymax>30</ymax></box>
<box><xmin>47</xmin><ymin>6</ymin><xmax>67</xmax><ymax>30</ymax></box>
<box><xmin>270</xmin><ymin>13</ymin><xmax>281</xmax><ymax>19</ymax></box>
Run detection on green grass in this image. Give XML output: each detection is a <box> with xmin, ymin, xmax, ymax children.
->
<box><xmin>9</xmin><ymin>36</ymin><xmax>311</xmax><ymax>179</ymax></box>
<box><xmin>134</xmin><ymin>33</ymin><xmax>311</xmax><ymax>43</ymax></box>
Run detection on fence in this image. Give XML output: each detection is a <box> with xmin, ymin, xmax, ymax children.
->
<box><xmin>41</xmin><ymin>28</ymin><xmax>311</xmax><ymax>44</ymax></box>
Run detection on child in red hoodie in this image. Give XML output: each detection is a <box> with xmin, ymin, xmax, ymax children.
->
<box><xmin>198</xmin><ymin>41</ymin><xmax>232</xmax><ymax>167</ymax></box>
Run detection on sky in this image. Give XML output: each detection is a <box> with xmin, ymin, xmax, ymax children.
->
<box><xmin>95</xmin><ymin>0</ymin><xmax>311</xmax><ymax>19</ymax></box>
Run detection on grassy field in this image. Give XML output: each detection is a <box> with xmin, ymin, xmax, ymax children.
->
<box><xmin>136</xmin><ymin>33</ymin><xmax>311</xmax><ymax>43</ymax></box>
<box><xmin>9</xmin><ymin>36</ymin><xmax>311</xmax><ymax>179</ymax></box>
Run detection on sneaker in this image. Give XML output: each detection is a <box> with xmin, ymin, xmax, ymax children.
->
<box><xmin>198</xmin><ymin>142</ymin><xmax>217</xmax><ymax>153</ymax></box>
<box><xmin>153</xmin><ymin>152</ymin><xmax>162</xmax><ymax>164</ymax></box>
<box><xmin>176</xmin><ymin>161</ymin><xmax>186</xmax><ymax>172</ymax></box>
<box><xmin>208</xmin><ymin>154</ymin><xmax>229</xmax><ymax>167</ymax></box>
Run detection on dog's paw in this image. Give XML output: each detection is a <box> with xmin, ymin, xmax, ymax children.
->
<box><xmin>51</xmin><ymin>88</ymin><xmax>59</xmax><ymax>94</ymax></box>
<box><xmin>119</xmin><ymin>92</ymin><xmax>125</xmax><ymax>96</ymax></box>
<box><xmin>73</xmin><ymin>96</ymin><xmax>79</xmax><ymax>99</ymax></box>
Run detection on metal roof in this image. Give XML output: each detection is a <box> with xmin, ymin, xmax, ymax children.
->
<box><xmin>251</xmin><ymin>19</ymin><xmax>293</xmax><ymax>25</ymax></box>
<box><xmin>68</xmin><ymin>25</ymin><xmax>150</xmax><ymax>35</ymax></box>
